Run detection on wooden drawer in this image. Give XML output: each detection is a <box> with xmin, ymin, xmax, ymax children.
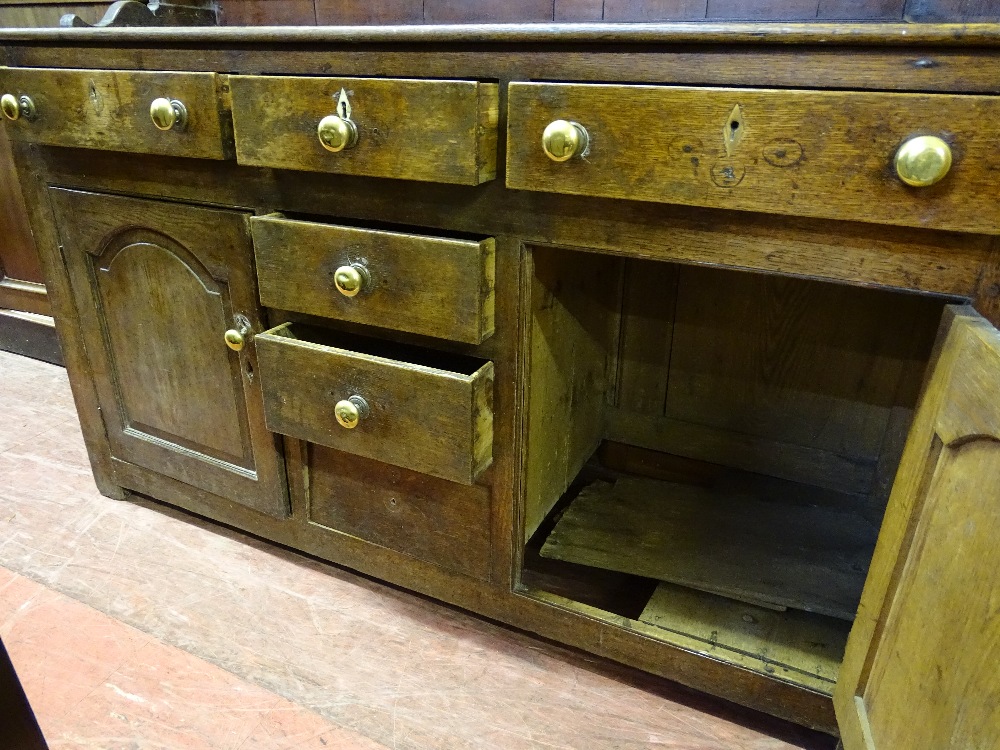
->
<box><xmin>251</xmin><ymin>215</ymin><xmax>495</xmax><ymax>344</ymax></box>
<box><xmin>230</xmin><ymin>75</ymin><xmax>498</xmax><ymax>185</ymax></box>
<box><xmin>0</xmin><ymin>68</ymin><xmax>229</xmax><ymax>159</ymax></box>
<box><xmin>308</xmin><ymin>444</ymin><xmax>492</xmax><ymax>580</ymax></box>
<box><xmin>255</xmin><ymin>323</ymin><xmax>494</xmax><ymax>485</ymax></box>
<box><xmin>507</xmin><ymin>83</ymin><xmax>1000</xmax><ymax>235</ymax></box>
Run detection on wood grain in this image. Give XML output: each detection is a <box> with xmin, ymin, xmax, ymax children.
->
<box><xmin>255</xmin><ymin>323</ymin><xmax>494</xmax><ymax>485</ymax></box>
<box><xmin>540</xmin><ymin>475</ymin><xmax>879</xmax><ymax>619</ymax></box>
<box><xmin>603</xmin><ymin>0</ymin><xmax>707</xmax><ymax>20</ymax></box>
<box><xmin>639</xmin><ymin>582</ymin><xmax>850</xmax><ymax>690</ymax></box>
<box><xmin>0</xmin><ymin>67</ymin><xmax>230</xmax><ymax>159</ymax></box>
<box><xmin>314</xmin><ymin>0</ymin><xmax>422</xmax><ymax>24</ymax></box>
<box><xmin>230</xmin><ymin>75</ymin><xmax>498</xmax><ymax>185</ymax></box>
<box><xmin>219</xmin><ymin>0</ymin><xmax>316</xmax><ymax>25</ymax></box>
<box><xmin>522</xmin><ymin>248</ymin><xmax>621</xmax><ymax>541</ymax></box>
<box><xmin>554</xmin><ymin>0</ymin><xmax>604</xmax><ymax>21</ymax></box>
<box><xmin>507</xmin><ymin>82</ymin><xmax>1000</xmax><ymax>235</ymax></box>
<box><xmin>48</xmin><ymin>187</ymin><xmax>288</xmax><ymax>517</ymax></box>
<box><xmin>251</xmin><ymin>214</ymin><xmax>495</xmax><ymax>345</ymax></box>
<box><xmin>424</xmin><ymin>0</ymin><xmax>554</xmax><ymax>22</ymax></box>
<box><xmin>836</xmin><ymin>307</ymin><xmax>1000</xmax><ymax>750</ymax></box>
<box><xmin>309</xmin><ymin>443</ymin><xmax>492</xmax><ymax>580</ymax></box>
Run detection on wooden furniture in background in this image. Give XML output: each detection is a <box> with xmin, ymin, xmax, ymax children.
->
<box><xmin>218</xmin><ymin>0</ymin><xmax>1000</xmax><ymax>24</ymax></box>
<box><xmin>2</xmin><ymin>22</ymin><xmax>999</xmax><ymax>748</ymax></box>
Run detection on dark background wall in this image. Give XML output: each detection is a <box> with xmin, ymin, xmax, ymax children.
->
<box><xmin>218</xmin><ymin>0</ymin><xmax>999</xmax><ymax>25</ymax></box>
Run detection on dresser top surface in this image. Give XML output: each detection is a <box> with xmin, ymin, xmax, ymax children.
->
<box><xmin>1</xmin><ymin>21</ymin><xmax>1000</xmax><ymax>48</ymax></box>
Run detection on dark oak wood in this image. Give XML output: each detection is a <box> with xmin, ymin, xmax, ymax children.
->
<box><xmin>251</xmin><ymin>215</ymin><xmax>495</xmax><ymax>344</ymax></box>
<box><xmin>308</xmin><ymin>442</ymin><xmax>493</xmax><ymax>580</ymax></box>
<box><xmin>0</xmin><ymin>68</ymin><xmax>230</xmax><ymax>159</ymax></box>
<box><xmin>314</xmin><ymin>0</ymin><xmax>421</xmax><ymax>24</ymax></box>
<box><xmin>507</xmin><ymin>82</ymin><xmax>1000</xmax><ymax>234</ymax></box>
<box><xmin>230</xmin><ymin>75</ymin><xmax>498</xmax><ymax>185</ymax></box>
<box><xmin>49</xmin><ymin>188</ymin><xmax>288</xmax><ymax>516</ymax></box>
<box><xmin>220</xmin><ymin>0</ymin><xmax>316</xmax><ymax>26</ymax></box>
<box><xmin>255</xmin><ymin>323</ymin><xmax>494</xmax><ymax>485</ymax></box>
<box><xmin>5</xmin><ymin>27</ymin><xmax>1000</xmax><ymax>740</ymax></box>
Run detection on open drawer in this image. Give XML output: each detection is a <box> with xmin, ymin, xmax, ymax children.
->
<box><xmin>254</xmin><ymin>323</ymin><xmax>494</xmax><ymax>485</ymax></box>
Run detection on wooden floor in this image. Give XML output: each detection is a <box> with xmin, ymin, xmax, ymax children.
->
<box><xmin>0</xmin><ymin>350</ymin><xmax>834</xmax><ymax>750</ymax></box>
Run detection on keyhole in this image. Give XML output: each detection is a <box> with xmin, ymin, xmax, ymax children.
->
<box><xmin>724</xmin><ymin>104</ymin><xmax>745</xmax><ymax>156</ymax></box>
<box><xmin>340</xmin><ymin>100</ymin><xmax>348</xmax><ymax>118</ymax></box>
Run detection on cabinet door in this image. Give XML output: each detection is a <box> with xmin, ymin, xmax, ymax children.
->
<box><xmin>835</xmin><ymin>306</ymin><xmax>1000</xmax><ymax>749</ymax></box>
<box><xmin>49</xmin><ymin>189</ymin><xmax>288</xmax><ymax>518</ymax></box>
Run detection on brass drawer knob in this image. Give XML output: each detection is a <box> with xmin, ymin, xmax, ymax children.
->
<box><xmin>224</xmin><ymin>329</ymin><xmax>246</xmax><ymax>351</ymax></box>
<box><xmin>335</xmin><ymin>395</ymin><xmax>370</xmax><ymax>429</ymax></box>
<box><xmin>542</xmin><ymin>119</ymin><xmax>589</xmax><ymax>162</ymax></box>
<box><xmin>1</xmin><ymin>93</ymin><xmax>35</xmax><ymax>121</ymax></box>
<box><xmin>333</xmin><ymin>263</ymin><xmax>370</xmax><ymax>297</ymax></box>
<box><xmin>150</xmin><ymin>97</ymin><xmax>188</xmax><ymax>131</ymax></box>
<box><xmin>318</xmin><ymin>114</ymin><xmax>358</xmax><ymax>153</ymax></box>
<box><xmin>895</xmin><ymin>135</ymin><xmax>952</xmax><ymax>187</ymax></box>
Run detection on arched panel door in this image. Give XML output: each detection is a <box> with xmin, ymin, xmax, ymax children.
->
<box><xmin>50</xmin><ymin>188</ymin><xmax>287</xmax><ymax>518</ymax></box>
<box><xmin>835</xmin><ymin>306</ymin><xmax>1000</xmax><ymax>748</ymax></box>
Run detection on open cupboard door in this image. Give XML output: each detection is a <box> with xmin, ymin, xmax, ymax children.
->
<box><xmin>834</xmin><ymin>306</ymin><xmax>1000</xmax><ymax>749</ymax></box>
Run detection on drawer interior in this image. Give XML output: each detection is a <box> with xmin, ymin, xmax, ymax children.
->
<box><xmin>519</xmin><ymin>246</ymin><xmax>956</xmax><ymax>694</ymax></box>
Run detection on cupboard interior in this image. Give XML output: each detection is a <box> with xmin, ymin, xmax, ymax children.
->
<box><xmin>519</xmin><ymin>246</ymin><xmax>951</xmax><ymax>693</ymax></box>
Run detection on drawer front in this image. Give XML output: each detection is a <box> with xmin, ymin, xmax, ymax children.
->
<box><xmin>309</xmin><ymin>444</ymin><xmax>492</xmax><ymax>580</ymax></box>
<box><xmin>0</xmin><ymin>68</ymin><xmax>229</xmax><ymax>159</ymax></box>
<box><xmin>255</xmin><ymin>324</ymin><xmax>494</xmax><ymax>485</ymax></box>
<box><xmin>230</xmin><ymin>75</ymin><xmax>498</xmax><ymax>185</ymax></box>
<box><xmin>507</xmin><ymin>83</ymin><xmax>1000</xmax><ymax>235</ymax></box>
<box><xmin>251</xmin><ymin>215</ymin><xmax>495</xmax><ymax>344</ymax></box>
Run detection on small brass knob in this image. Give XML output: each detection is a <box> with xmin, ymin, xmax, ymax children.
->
<box><xmin>224</xmin><ymin>329</ymin><xmax>245</xmax><ymax>351</ymax></box>
<box><xmin>333</xmin><ymin>263</ymin><xmax>370</xmax><ymax>297</ymax></box>
<box><xmin>318</xmin><ymin>115</ymin><xmax>358</xmax><ymax>153</ymax></box>
<box><xmin>542</xmin><ymin>120</ymin><xmax>589</xmax><ymax>162</ymax></box>
<box><xmin>335</xmin><ymin>395</ymin><xmax>370</xmax><ymax>429</ymax></box>
<box><xmin>150</xmin><ymin>97</ymin><xmax>188</xmax><ymax>131</ymax></box>
<box><xmin>895</xmin><ymin>135</ymin><xmax>952</xmax><ymax>187</ymax></box>
<box><xmin>1</xmin><ymin>94</ymin><xmax>20</xmax><ymax>120</ymax></box>
<box><xmin>1</xmin><ymin>94</ymin><xmax>34</xmax><ymax>121</ymax></box>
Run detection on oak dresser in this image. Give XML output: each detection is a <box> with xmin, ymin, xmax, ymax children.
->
<box><xmin>2</xmin><ymin>20</ymin><xmax>999</xmax><ymax>747</ymax></box>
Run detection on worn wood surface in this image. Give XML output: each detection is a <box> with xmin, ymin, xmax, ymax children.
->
<box><xmin>251</xmin><ymin>214</ymin><xmax>495</xmax><ymax>344</ymax></box>
<box><xmin>48</xmin><ymin>187</ymin><xmax>288</xmax><ymax>516</ymax></box>
<box><xmin>255</xmin><ymin>323</ymin><xmax>494</xmax><ymax>485</ymax></box>
<box><xmin>523</xmin><ymin>248</ymin><xmax>621</xmax><ymax>540</ymax></box>
<box><xmin>6</xmin><ymin>30</ymin><xmax>1000</xmax><ymax>736</ymax></box>
<box><xmin>309</xmin><ymin>443</ymin><xmax>492</xmax><ymax>580</ymax></box>
<box><xmin>230</xmin><ymin>75</ymin><xmax>498</xmax><ymax>185</ymax></box>
<box><xmin>640</xmin><ymin>582</ymin><xmax>850</xmax><ymax>691</ymax></box>
<box><xmin>508</xmin><ymin>83</ymin><xmax>1000</xmax><ymax>234</ymax></box>
<box><xmin>836</xmin><ymin>306</ymin><xmax>1000</xmax><ymax>750</ymax></box>
<box><xmin>0</xmin><ymin>67</ymin><xmax>229</xmax><ymax>159</ymax></box>
<box><xmin>541</xmin><ymin>475</ymin><xmax>879</xmax><ymax>619</ymax></box>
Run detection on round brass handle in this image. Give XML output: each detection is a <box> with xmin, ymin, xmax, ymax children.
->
<box><xmin>224</xmin><ymin>329</ymin><xmax>245</xmax><ymax>351</ymax></box>
<box><xmin>150</xmin><ymin>97</ymin><xmax>188</xmax><ymax>131</ymax></box>
<box><xmin>333</xmin><ymin>263</ymin><xmax>370</xmax><ymax>297</ymax></box>
<box><xmin>895</xmin><ymin>135</ymin><xmax>952</xmax><ymax>187</ymax></box>
<box><xmin>335</xmin><ymin>395</ymin><xmax>370</xmax><ymax>429</ymax></box>
<box><xmin>317</xmin><ymin>115</ymin><xmax>358</xmax><ymax>153</ymax></box>
<box><xmin>542</xmin><ymin>119</ymin><xmax>589</xmax><ymax>162</ymax></box>
<box><xmin>1</xmin><ymin>94</ymin><xmax>34</xmax><ymax>121</ymax></box>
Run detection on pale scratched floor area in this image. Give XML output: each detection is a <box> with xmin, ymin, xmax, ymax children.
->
<box><xmin>0</xmin><ymin>350</ymin><xmax>833</xmax><ymax>749</ymax></box>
